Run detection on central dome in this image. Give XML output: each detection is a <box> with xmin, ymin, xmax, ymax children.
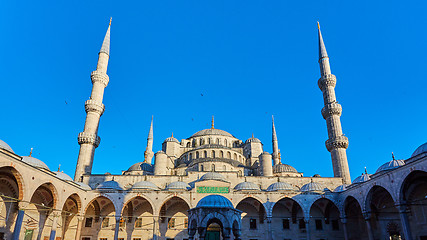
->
<box><xmin>191</xmin><ymin>128</ymin><xmax>234</xmax><ymax>138</ymax></box>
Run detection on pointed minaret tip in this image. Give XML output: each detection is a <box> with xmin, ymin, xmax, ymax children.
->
<box><xmin>148</xmin><ymin>116</ymin><xmax>153</xmax><ymax>139</ymax></box>
<box><xmin>317</xmin><ymin>21</ymin><xmax>320</xmax><ymax>29</ymax></box>
<box><xmin>317</xmin><ymin>21</ymin><xmax>328</xmax><ymax>60</ymax></box>
<box><xmin>272</xmin><ymin>115</ymin><xmax>277</xmax><ymax>141</ymax></box>
<box><xmin>100</xmin><ymin>18</ymin><xmax>111</xmax><ymax>56</ymax></box>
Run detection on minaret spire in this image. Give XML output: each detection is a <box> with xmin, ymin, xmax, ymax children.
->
<box><xmin>272</xmin><ymin>115</ymin><xmax>280</xmax><ymax>165</ymax></box>
<box><xmin>74</xmin><ymin>19</ymin><xmax>112</xmax><ymax>181</ymax></box>
<box><xmin>144</xmin><ymin>116</ymin><xmax>154</xmax><ymax>163</ymax></box>
<box><xmin>317</xmin><ymin>22</ymin><xmax>351</xmax><ymax>184</ymax></box>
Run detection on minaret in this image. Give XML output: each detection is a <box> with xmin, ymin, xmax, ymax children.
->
<box><xmin>272</xmin><ymin>115</ymin><xmax>280</xmax><ymax>165</ymax></box>
<box><xmin>144</xmin><ymin>116</ymin><xmax>154</xmax><ymax>163</ymax></box>
<box><xmin>74</xmin><ymin>19</ymin><xmax>111</xmax><ymax>181</ymax></box>
<box><xmin>317</xmin><ymin>22</ymin><xmax>351</xmax><ymax>184</ymax></box>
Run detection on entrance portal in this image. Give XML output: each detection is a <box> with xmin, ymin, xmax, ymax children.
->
<box><xmin>206</xmin><ymin>223</ymin><xmax>221</xmax><ymax>240</ymax></box>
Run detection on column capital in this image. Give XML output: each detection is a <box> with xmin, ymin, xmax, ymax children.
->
<box><xmin>363</xmin><ymin>211</ymin><xmax>371</xmax><ymax>220</ymax></box>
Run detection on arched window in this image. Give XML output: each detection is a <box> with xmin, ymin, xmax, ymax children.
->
<box><xmin>208</xmin><ymin>138</ymin><xmax>211</xmax><ymax>144</ymax></box>
<box><xmin>187</xmin><ymin>142</ymin><xmax>191</xmax><ymax>148</ymax></box>
<box><xmin>220</xmin><ymin>151</ymin><xmax>224</xmax><ymax>158</ymax></box>
<box><xmin>204</xmin><ymin>151</ymin><xmax>207</xmax><ymax>158</ymax></box>
<box><xmin>239</xmin><ymin>155</ymin><xmax>241</xmax><ymax>161</ymax></box>
<box><xmin>212</xmin><ymin>150</ymin><xmax>215</xmax><ymax>158</ymax></box>
<box><xmin>216</xmin><ymin>138</ymin><xmax>220</xmax><ymax>144</ymax></box>
<box><xmin>234</xmin><ymin>153</ymin><xmax>237</xmax><ymax>160</ymax></box>
<box><xmin>227</xmin><ymin>152</ymin><xmax>231</xmax><ymax>159</ymax></box>
<box><xmin>211</xmin><ymin>164</ymin><xmax>215</xmax><ymax>171</ymax></box>
<box><xmin>196</xmin><ymin>152</ymin><xmax>199</xmax><ymax>158</ymax></box>
<box><xmin>189</xmin><ymin>153</ymin><xmax>192</xmax><ymax>160</ymax></box>
<box><xmin>223</xmin><ymin>165</ymin><xmax>226</xmax><ymax>171</ymax></box>
<box><xmin>200</xmin><ymin>165</ymin><xmax>204</xmax><ymax>171</ymax></box>
<box><xmin>192</xmin><ymin>139</ymin><xmax>196</xmax><ymax>147</ymax></box>
<box><xmin>200</xmin><ymin>138</ymin><xmax>203</xmax><ymax>146</ymax></box>
<box><xmin>224</xmin><ymin>139</ymin><xmax>228</xmax><ymax>146</ymax></box>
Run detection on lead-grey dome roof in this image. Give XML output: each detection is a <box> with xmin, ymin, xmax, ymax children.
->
<box><xmin>300</xmin><ymin>181</ymin><xmax>328</xmax><ymax>193</ymax></box>
<box><xmin>375</xmin><ymin>159</ymin><xmax>405</xmax><ymax>173</ymax></box>
<box><xmin>273</xmin><ymin>164</ymin><xmax>298</xmax><ymax>173</ymax></box>
<box><xmin>54</xmin><ymin>171</ymin><xmax>73</xmax><ymax>181</ymax></box>
<box><xmin>199</xmin><ymin>172</ymin><xmax>228</xmax><ymax>182</ymax></box>
<box><xmin>191</xmin><ymin>128</ymin><xmax>234</xmax><ymax>138</ymax></box>
<box><xmin>166</xmin><ymin>181</ymin><xmax>191</xmax><ymax>191</ymax></box>
<box><xmin>334</xmin><ymin>184</ymin><xmax>349</xmax><ymax>193</ymax></box>
<box><xmin>267</xmin><ymin>182</ymin><xmax>298</xmax><ymax>192</ymax></box>
<box><xmin>22</xmin><ymin>156</ymin><xmax>49</xmax><ymax>170</ymax></box>
<box><xmin>164</xmin><ymin>136</ymin><xmax>179</xmax><ymax>143</ymax></box>
<box><xmin>412</xmin><ymin>142</ymin><xmax>427</xmax><ymax>157</ymax></box>
<box><xmin>0</xmin><ymin>140</ymin><xmax>13</xmax><ymax>153</ymax></box>
<box><xmin>353</xmin><ymin>172</ymin><xmax>371</xmax><ymax>184</ymax></box>
<box><xmin>245</xmin><ymin>137</ymin><xmax>261</xmax><ymax>144</ymax></box>
<box><xmin>96</xmin><ymin>180</ymin><xmax>124</xmax><ymax>190</ymax></box>
<box><xmin>127</xmin><ymin>162</ymin><xmax>154</xmax><ymax>172</ymax></box>
<box><xmin>75</xmin><ymin>182</ymin><xmax>92</xmax><ymax>191</ymax></box>
<box><xmin>132</xmin><ymin>181</ymin><xmax>159</xmax><ymax>190</ymax></box>
<box><xmin>196</xmin><ymin>195</ymin><xmax>234</xmax><ymax>208</ymax></box>
<box><xmin>234</xmin><ymin>181</ymin><xmax>260</xmax><ymax>191</ymax></box>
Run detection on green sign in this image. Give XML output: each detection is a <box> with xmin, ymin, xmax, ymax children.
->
<box><xmin>197</xmin><ymin>186</ymin><xmax>229</xmax><ymax>193</ymax></box>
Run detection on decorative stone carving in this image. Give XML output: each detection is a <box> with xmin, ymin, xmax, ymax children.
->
<box><xmin>91</xmin><ymin>70</ymin><xmax>109</xmax><ymax>87</ymax></box>
<box><xmin>85</xmin><ymin>99</ymin><xmax>105</xmax><ymax>115</ymax></box>
<box><xmin>321</xmin><ymin>102</ymin><xmax>342</xmax><ymax>119</ymax></box>
<box><xmin>326</xmin><ymin>135</ymin><xmax>349</xmax><ymax>152</ymax></box>
<box><xmin>78</xmin><ymin>132</ymin><xmax>101</xmax><ymax>148</ymax></box>
<box><xmin>318</xmin><ymin>74</ymin><xmax>337</xmax><ymax>91</ymax></box>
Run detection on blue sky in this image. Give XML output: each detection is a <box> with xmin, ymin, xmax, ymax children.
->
<box><xmin>1</xmin><ymin>0</ymin><xmax>426</xmax><ymax>180</ymax></box>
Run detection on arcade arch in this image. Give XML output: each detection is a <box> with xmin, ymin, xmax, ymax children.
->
<box><xmin>271</xmin><ymin>197</ymin><xmax>304</xmax><ymax>240</ymax></box>
<box><xmin>121</xmin><ymin>196</ymin><xmax>154</xmax><ymax>240</ymax></box>
<box><xmin>309</xmin><ymin>198</ymin><xmax>343</xmax><ymax>240</ymax></box>
<box><xmin>159</xmin><ymin>196</ymin><xmax>190</xmax><ymax>239</ymax></box>
<box><xmin>236</xmin><ymin>197</ymin><xmax>266</xmax><ymax>238</ymax></box>
<box><xmin>344</xmin><ymin>196</ymin><xmax>367</xmax><ymax>240</ymax></box>
<box><xmin>81</xmin><ymin>196</ymin><xmax>116</xmax><ymax>240</ymax></box>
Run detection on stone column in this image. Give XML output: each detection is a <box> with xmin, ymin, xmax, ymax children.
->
<box><xmin>153</xmin><ymin>217</ymin><xmax>159</xmax><ymax>240</ymax></box>
<box><xmin>364</xmin><ymin>213</ymin><xmax>374</xmax><ymax>240</ymax></box>
<box><xmin>198</xmin><ymin>227</ymin><xmax>206</xmax><ymax>240</ymax></box>
<box><xmin>12</xmin><ymin>202</ymin><xmax>27</xmax><ymax>240</ymax></box>
<box><xmin>266</xmin><ymin>216</ymin><xmax>272</xmax><ymax>240</ymax></box>
<box><xmin>49</xmin><ymin>213</ymin><xmax>59</xmax><ymax>240</ymax></box>
<box><xmin>399</xmin><ymin>204</ymin><xmax>413</xmax><ymax>240</ymax></box>
<box><xmin>114</xmin><ymin>216</ymin><xmax>121</xmax><ymax>240</ymax></box>
<box><xmin>223</xmin><ymin>227</ymin><xmax>231</xmax><ymax>240</ymax></box>
<box><xmin>341</xmin><ymin>218</ymin><xmax>349</xmax><ymax>240</ymax></box>
<box><xmin>305</xmin><ymin>218</ymin><xmax>311</xmax><ymax>240</ymax></box>
<box><xmin>74</xmin><ymin>216</ymin><xmax>84</xmax><ymax>240</ymax></box>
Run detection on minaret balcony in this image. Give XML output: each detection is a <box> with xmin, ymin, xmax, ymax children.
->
<box><xmin>318</xmin><ymin>74</ymin><xmax>336</xmax><ymax>91</ymax></box>
<box><xmin>325</xmin><ymin>135</ymin><xmax>349</xmax><ymax>152</ymax></box>
<box><xmin>78</xmin><ymin>132</ymin><xmax>101</xmax><ymax>148</ymax></box>
<box><xmin>85</xmin><ymin>100</ymin><xmax>105</xmax><ymax>115</ymax></box>
<box><xmin>321</xmin><ymin>102</ymin><xmax>342</xmax><ymax>119</ymax></box>
<box><xmin>91</xmin><ymin>70</ymin><xmax>109</xmax><ymax>87</ymax></box>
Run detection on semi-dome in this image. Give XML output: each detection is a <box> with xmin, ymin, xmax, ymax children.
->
<box><xmin>199</xmin><ymin>172</ymin><xmax>228</xmax><ymax>182</ymax></box>
<box><xmin>22</xmin><ymin>156</ymin><xmax>50</xmax><ymax>170</ymax></box>
<box><xmin>353</xmin><ymin>172</ymin><xmax>371</xmax><ymax>184</ymax></box>
<box><xmin>75</xmin><ymin>182</ymin><xmax>92</xmax><ymax>191</ymax></box>
<box><xmin>132</xmin><ymin>181</ymin><xmax>159</xmax><ymax>190</ymax></box>
<box><xmin>376</xmin><ymin>159</ymin><xmax>405</xmax><ymax>173</ymax></box>
<box><xmin>54</xmin><ymin>171</ymin><xmax>73</xmax><ymax>181</ymax></box>
<box><xmin>273</xmin><ymin>164</ymin><xmax>298</xmax><ymax>173</ymax></box>
<box><xmin>234</xmin><ymin>181</ymin><xmax>260</xmax><ymax>191</ymax></box>
<box><xmin>245</xmin><ymin>137</ymin><xmax>261</xmax><ymax>144</ymax></box>
<box><xmin>96</xmin><ymin>180</ymin><xmax>124</xmax><ymax>191</ymax></box>
<box><xmin>267</xmin><ymin>182</ymin><xmax>298</xmax><ymax>192</ymax></box>
<box><xmin>300</xmin><ymin>181</ymin><xmax>328</xmax><ymax>193</ymax></box>
<box><xmin>164</xmin><ymin>136</ymin><xmax>179</xmax><ymax>143</ymax></box>
<box><xmin>412</xmin><ymin>142</ymin><xmax>427</xmax><ymax>157</ymax></box>
<box><xmin>196</xmin><ymin>195</ymin><xmax>234</xmax><ymax>208</ymax></box>
<box><xmin>127</xmin><ymin>162</ymin><xmax>154</xmax><ymax>172</ymax></box>
<box><xmin>0</xmin><ymin>140</ymin><xmax>13</xmax><ymax>153</ymax></box>
<box><xmin>191</xmin><ymin>128</ymin><xmax>233</xmax><ymax>138</ymax></box>
<box><xmin>334</xmin><ymin>184</ymin><xmax>349</xmax><ymax>193</ymax></box>
<box><xmin>166</xmin><ymin>181</ymin><xmax>191</xmax><ymax>191</ymax></box>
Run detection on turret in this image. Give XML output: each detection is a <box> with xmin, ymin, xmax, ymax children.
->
<box><xmin>74</xmin><ymin>19</ymin><xmax>111</xmax><ymax>181</ymax></box>
<box><xmin>243</xmin><ymin>134</ymin><xmax>263</xmax><ymax>167</ymax></box>
<box><xmin>154</xmin><ymin>151</ymin><xmax>168</xmax><ymax>175</ymax></box>
<box><xmin>272</xmin><ymin>116</ymin><xmax>280</xmax><ymax>165</ymax></box>
<box><xmin>144</xmin><ymin>116</ymin><xmax>154</xmax><ymax>163</ymax></box>
<box><xmin>317</xmin><ymin>22</ymin><xmax>351</xmax><ymax>184</ymax></box>
<box><xmin>259</xmin><ymin>152</ymin><xmax>273</xmax><ymax>176</ymax></box>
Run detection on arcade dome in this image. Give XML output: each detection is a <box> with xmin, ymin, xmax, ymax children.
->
<box><xmin>412</xmin><ymin>142</ymin><xmax>427</xmax><ymax>157</ymax></box>
<box><xmin>0</xmin><ymin>140</ymin><xmax>13</xmax><ymax>153</ymax></box>
<box><xmin>334</xmin><ymin>184</ymin><xmax>349</xmax><ymax>193</ymax></box>
<box><xmin>267</xmin><ymin>182</ymin><xmax>298</xmax><ymax>192</ymax></box>
<box><xmin>127</xmin><ymin>162</ymin><xmax>154</xmax><ymax>172</ymax></box>
<box><xmin>75</xmin><ymin>182</ymin><xmax>92</xmax><ymax>191</ymax></box>
<box><xmin>199</xmin><ymin>172</ymin><xmax>228</xmax><ymax>182</ymax></box>
<box><xmin>353</xmin><ymin>172</ymin><xmax>371</xmax><ymax>184</ymax></box>
<box><xmin>376</xmin><ymin>159</ymin><xmax>405</xmax><ymax>173</ymax></box>
<box><xmin>234</xmin><ymin>181</ymin><xmax>260</xmax><ymax>191</ymax></box>
<box><xmin>54</xmin><ymin>171</ymin><xmax>73</xmax><ymax>181</ymax></box>
<box><xmin>22</xmin><ymin>156</ymin><xmax>49</xmax><ymax>170</ymax></box>
<box><xmin>300</xmin><ymin>181</ymin><xmax>328</xmax><ymax>193</ymax></box>
<box><xmin>132</xmin><ymin>181</ymin><xmax>159</xmax><ymax>190</ymax></box>
<box><xmin>96</xmin><ymin>180</ymin><xmax>124</xmax><ymax>190</ymax></box>
<box><xmin>166</xmin><ymin>181</ymin><xmax>191</xmax><ymax>191</ymax></box>
<box><xmin>164</xmin><ymin>136</ymin><xmax>179</xmax><ymax>143</ymax></box>
<box><xmin>196</xmin><ymin>195</ymin><xmax>234</xmax><ymax>208</ymax></box>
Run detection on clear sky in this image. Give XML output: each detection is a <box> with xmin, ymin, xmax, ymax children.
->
<box><xmin>1</xmin><ymin>0</ymin><xmax>426</xmax><ymax>181</ymax></box>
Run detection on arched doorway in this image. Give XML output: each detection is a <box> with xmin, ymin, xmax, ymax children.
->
<box><xmin>205</xmin><ymin>219</ymin><xmax>222</xmax><ymax>240</ymax></box>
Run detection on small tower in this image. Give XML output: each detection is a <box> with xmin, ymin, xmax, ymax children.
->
<box><xmin>144</xmin><ymin>116</ymin><xmax>154</xmax><ymax>163</ymax></box>
<box><xmin>272</xmin><ymin>115</ymin><xmax>281</xmax><ymax>165</ymax></box>
<box><xmin>259</xmin><ymin>152</ymin><xmax>273</xmax><ymax>176</ymax></box>
<box><xmin>74</xmin><ymin>19</ymin><xmax>111</xmax><ymax>181</ymax></box>
<box><xmin>317</xmin><ymin>22</ymin><xmax>351</xmax><ymax>184</ymax></box>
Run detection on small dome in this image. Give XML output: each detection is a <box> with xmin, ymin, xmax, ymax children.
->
<box><xmin>196</xmin><ymin>195</ymin><xmax>234</xmax><ymax>208</ymax></box>
<box><xmin>96</xmin><ymin>180</ymin><xmax>124</xmax><ymax>191</ymax></box>
<box><xmin>353</xmin><ymin>172</ymin><xmax>371</xmax><ymax>184</ymax></box>
<box><xmin>334</xmin><ymin>184</ymin><xmax>349</xmax><ymax>193</ymax></box>
<box><xmin>412</xmin><ymin>142</ymin><xmax>427</xmax><ymax>157</ymax></box>
<box><xmin>234</xmin><ymin>181</ymin><xmax>260</xmax><ymax>191</ymax></box>
<box><xmin>199</xmin><ymin>172</ymin><xmax>228</xmax><ymax>182</ymax></box>
<box><xmin>300</xmin><ymin>181</ymin><xmax>328</xmax><ymax>193</ymax></box>
<box><xmin>75</xmin><ymin>182</ymin><xmax>92</xmax><ymax>191</ymax></box>
<box><xmin>22</xmin><ymin>156</ymin><xmax>50</xmax><ymax>170</ymax></box>
<box><xmin>54</xmin><ymin>171</ymin><xmax>73</xmax><ymax>181</ymax></box>
<box><xmin>245</xmin><ymin>137</ymin><xmax>261</xmax><ymax>144</ymax></box>
<box><xmin>376</xmin><ymin>159</ymin><xmax>405</xmax><ymax>173</ymax></box>
<box><xmin>273</xmin><ymin>164</ymin><xmax>298</xmax><ymax>173</ymax></box>
<box><xmin>0</xmin><ymin>140</ymin><xmax>13</xmax><ymax>153</ymax></box>
<box><xmin>267</xmin><ymin>182</ymin><xmax>298</xmax><ymax>192</ymax></box>
<box><xmin>127</xmin><ymin>162</ymin><xmax>154</xmax><ymax>172</ymax></box>
<box><xmin>166</xmin><ymin>181</ymin><xmax>191</xmax><ymax>191</ymax></box>
<box><xmin>132</xmin><ymin>181</ymin><xmax>159</xmax><ymax>190</ymax></box>
<box><xmin>164</xmin><ymin>136</ymin><xmax>179</xmax><ymax>143</ymax></box>
<box><xmin>313</xmin><ymin>174</ymin><xmax>321</xmax><ymax>177</ymax></box>
<box><xmin>191</xmin><ymin>129</ymin><xmax>234</xmax><ymax>138</ymax></box>
<box><xmin>156</xmin><ymin>150</ymin><xmax>166</xmax><ymax>154</ymax></box>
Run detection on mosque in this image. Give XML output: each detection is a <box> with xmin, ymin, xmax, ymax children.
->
<box><xmin>0</xmin><ymin>20</ymin><xmax>426</xmax><ymax>240</ymax></box>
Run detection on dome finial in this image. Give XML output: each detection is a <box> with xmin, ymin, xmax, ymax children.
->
<box><xmin>392</xmin><ymin>152</ymin><xmax>395</xmax><ymax>160</ymax></box>
<box><xmin>252</xmin><ymin>133</ymin><xmax>254</xmax><ymax>138</ymax></box>
<box><xmin>58</xmin><ymin>164</ymin><xmax>61</xmax><ymax>172</ymax></box>
<box><xmin>29</xmin><ymin>147</ymin><xmax>33</xmax><ymax>157</ymax></box>
<box><xmin>171</xmin><ymin>132</ymin><xmax>174</xmax><ymax>138</ymax></box>
<box><xmin>364</xmin><ymin>167</ymin><xmax>368</xmax><ymax>174</ymax></box>
<box><xmin>211</xmin><ymin>115</ymin><xmax>214</xmax><ymax>129</ymax></box>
